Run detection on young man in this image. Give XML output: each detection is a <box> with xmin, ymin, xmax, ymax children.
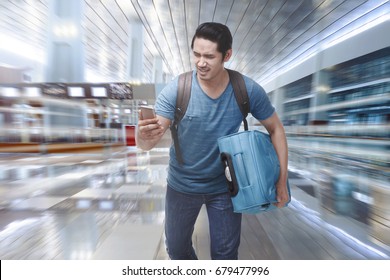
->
<box><xmin>136</xmin><ymin>22</ymin><xmax>289</xmax><ymax>260</ymax></box>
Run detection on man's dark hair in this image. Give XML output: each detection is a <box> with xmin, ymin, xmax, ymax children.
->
<box><xmin>191</xmin><ymin>22</ymin><xmax>233</xmax><ymax>58</ymax></box>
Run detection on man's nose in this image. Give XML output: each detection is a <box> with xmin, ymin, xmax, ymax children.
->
<box><xmin>198</xmin><ymin>56</ymin><xmax>206</xmax><ymax>66</ymax></box>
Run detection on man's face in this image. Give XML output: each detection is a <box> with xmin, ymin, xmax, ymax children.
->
<box><xmin>192</xmin><ymin>37</ymin><xmax>231</xmax><ymax>81</ymax></box>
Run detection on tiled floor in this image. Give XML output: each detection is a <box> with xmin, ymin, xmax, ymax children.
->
<box><xmin>0</xmin><ymin>147</ymin><xmax>389</xmax><ymax>260</ymax></box>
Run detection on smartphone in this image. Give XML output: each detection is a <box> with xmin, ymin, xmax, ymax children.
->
<box><xmin>140</xmin><ymin>105</ymin><xmax>156</xmax><ymax>119</ymax></box>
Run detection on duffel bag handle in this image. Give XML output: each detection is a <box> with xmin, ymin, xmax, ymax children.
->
<box><xmin>220</xmin><ymin>152</ymin><xmax>239</xmax><ymax>197</ymax></box>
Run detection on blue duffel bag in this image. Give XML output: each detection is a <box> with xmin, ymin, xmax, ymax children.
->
<box><xmin>218</xmin><ymin>130</ymin><xmax>291</xmax><ymax>214</ymax></box>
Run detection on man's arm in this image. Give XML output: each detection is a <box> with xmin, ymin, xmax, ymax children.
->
<box><xmin>136</xmin><ymin>112</ymin><xmax>171</xmax><ymax>151</ymax></box>
<box><xmin>260</xmin><ymin>112</ymin><xmax>289</xmax><ymax>208</ymax></box>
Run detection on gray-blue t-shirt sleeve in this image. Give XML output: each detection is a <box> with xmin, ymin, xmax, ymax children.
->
<box><xmin>154</xmin><ymin>77</ymin><xmax>178</xmax><ymax>121</ymax></box>
<box><xmin>244</xmin><ymin>76</ymin><xmax>275</xmax><ymax>121</ymax></box>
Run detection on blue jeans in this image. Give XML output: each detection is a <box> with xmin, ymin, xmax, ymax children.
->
<box><xmin>164</xmin><ymin>186</ymin><xmax>242</xmax><ymax>260</ymax></box>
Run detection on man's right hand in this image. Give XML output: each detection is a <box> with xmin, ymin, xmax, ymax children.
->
<box><xmin>136</xmin><ymin>110</ymin><xmax>168</xmax><ymax>150</ymax></box>
<box><xmin>138</xmin><ymin>110</ymin><xmax>164</xmax><ymax>139</ymax></box>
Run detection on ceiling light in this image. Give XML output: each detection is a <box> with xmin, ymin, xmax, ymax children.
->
<box><xmin>324</xmin><ymin>14</ymin><xmax>390</xmax><ymax>49</ymax></box>
<box><xmin>52</xmin><ymin>22</ymin><xmax>79</xmax><ymax>38</ymax></box>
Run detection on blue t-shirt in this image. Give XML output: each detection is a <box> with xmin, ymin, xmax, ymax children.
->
<box><xmin>155</xmin><ymin>70</ymin><xmax>275</xmax><ymax>194</ymax></box>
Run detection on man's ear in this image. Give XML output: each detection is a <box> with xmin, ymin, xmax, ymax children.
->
<box><xmin>224</xmin><ymin>49</ymin><xmax>232</xmax><ymax>62</ymax></box>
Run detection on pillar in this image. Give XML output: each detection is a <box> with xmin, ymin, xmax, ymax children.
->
<box><xmin>272</xmin><ymin>87</ymin><xmax>285</xmax><ymax>118</ymax></box>
<box><xmin>153</xmin><ymin>56</ymin><xmax>163</xmax><ymax>83</ymax></box>
<box><xmin>45</xmin><ymin>0</ymin><xmax>85</xmax><ymax>82</ymax></box>
<box><xmin>126</xmin><ymin>20</ymin><xmax>144</xmax><ymax>82</ymax></box>
<box><xmin>309</xmin><ymin>70</ymin><xmax>329</xmax><ymax>122</ymax></box>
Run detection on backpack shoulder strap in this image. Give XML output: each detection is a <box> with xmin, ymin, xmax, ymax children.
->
<box><xmin>170</xmin><ymin>70</ymin><xmax>192</xmax><ymax>165</ymax></box>
<box><xmin>175</xmin><ymin>71</ymin><xmax>193</xmax><ymax>124</ymax></box>
<box><xmin>227</xmin><ymin>69</ymin><xmax>250</xmax><ymax>131</ymax></box>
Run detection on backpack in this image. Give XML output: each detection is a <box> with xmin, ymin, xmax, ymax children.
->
<box><xmin>170</xmin><ymin>69</ymin><xmax>250</xmax><ymax>165</ymax></box>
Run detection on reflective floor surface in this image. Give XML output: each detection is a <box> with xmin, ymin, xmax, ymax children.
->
<box><xmin>0</xmin><ymin>147</ymin><xmax>389</xmax><ymax>260</ymax></box>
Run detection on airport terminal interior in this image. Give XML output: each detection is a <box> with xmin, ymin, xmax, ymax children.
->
<box><xmin>0</xmin><ymin>0</ymin><xmax>389</xmax><ymax>260</ymax></box>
